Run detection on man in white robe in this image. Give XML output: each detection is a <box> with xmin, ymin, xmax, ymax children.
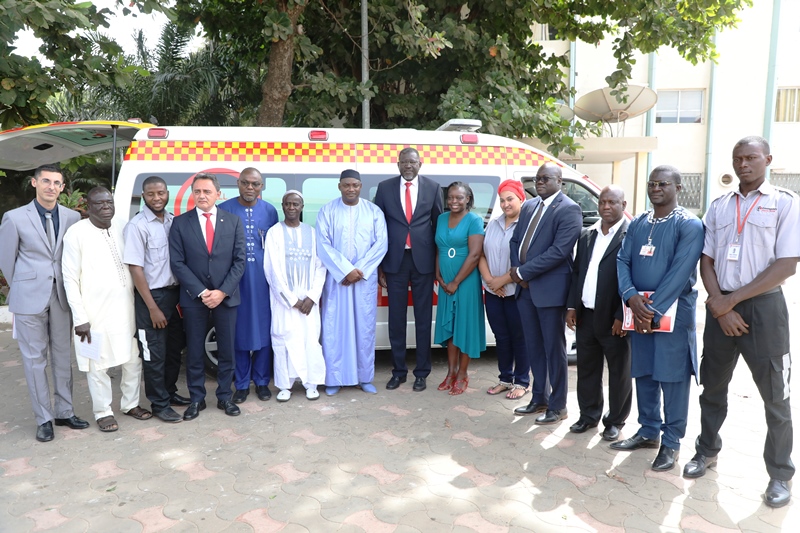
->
<box><xmin>317</xmin><ymin>169</ymin><xmax>388</xmax><ymax>395</ymax></box>
<box><xmin>263</xmin><ymin>191</ymin><xmax>327</xmax><ymax>402</ymax></box>
<box><xmin>62</xmin><ymin>187</ymin><xmax>149</xmax><ymax>432</ymax></box>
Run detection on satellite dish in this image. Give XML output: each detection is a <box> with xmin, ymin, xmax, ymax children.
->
<box><xmin>554</xmin><ymin>102</ymin><xmax>575</xmax><ymax>122</ymax></box>
<box><xmin>574</xmin><ymin>85</ymin><xmax>658</xmax><ymax>124</ymax></box>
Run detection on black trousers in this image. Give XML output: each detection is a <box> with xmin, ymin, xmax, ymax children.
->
<box><xmin>697</xmin><ymin>290</ymin><xmax>794</xmax><ymax>481</ymax></box>
<box><xmin>575</xmin><ymin>308</ymin><xmax>632</xmax><ymax>427</ymax></box>
<box><xmin>182</xmin><ymin>304</ymin><xmax>237</xmax><ymax>403</ymax></box>
<box><xmin>134</xmin><ymin>287</ymin><xmax>185</xmax><ymax>412</ymax></box>
<box><xmin>385</xmin><ymin>250</ymin><xmax>433</xmax><ymax>378</ymax></box>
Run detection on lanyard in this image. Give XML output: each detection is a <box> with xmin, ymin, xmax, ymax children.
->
<box><xmin>735</xmin><ymin>192</ymin><xmax>762</xmax><ymax>240</ymax></box>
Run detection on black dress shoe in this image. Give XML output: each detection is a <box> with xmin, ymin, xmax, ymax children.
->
<box><xmin>183</xmin><ymin>400</ymin><xmax>207</xmax><ymax>421</ymax></box>
<box><xmin>256</xmin><ymin>385</ymin><xmax>272</xmax><ymax>401</ymax></box>
<box><xmin>54</xmin><ymin>415</ymin><xmax>90</xmax><ymax>430</ymax></box>
<box><xmin>514</xmin><ymin>402</ymin><xmax>548</xmax><ymax>416</ymax></box>
<box><xmin>218</xmin><ymin>400</ymin><xmax>241</xmax><ymax>416</ymax></box>
<box><xmin>386</xmin><ymin>375</ymin><xmax>407</xmax><ymax>390</ymax></box>
<box><xmin>36</xmin><ymin>421</ymin><xmax>54</xmax><ymax>442</ymax></box>
<box><xmin>569</xmin><ymin>420</ymin><xmax>598</xmax><ymax>433</ymax></box>
<box><xmin>652</xmin><ymin>445</ymin><xmax>679</xmax><ymax>471</ymax></box>
<box><xmin>602</xmin><ymin>425</ymin><xmax>621</xmax><ymax>442</ymax></box>
<box><xmin>610</xmin><ymin>433</ymin><xmax>660</xmax><ymax>450</ymax></box>
<box><xmin>170</xmin><ymin>394</ymin><xmax>191</xmax><ymax>406</ymax></box>
<box><xmin>683</xmin><ymin>453</ymin><xmax>717</xmax><ymax>478</ymax></box>
<box><xmin>153</xmin><ymin>407</ymin><xmax>182</xmax><ymax>423</ymax></box>
<box><xmin>413</xmin><ymin>377</ymin><xmax>426</xmax><ymax>392</ymax></box>
<box><xmin>232</xmin><ymin>389</ymin><xmax>249</xmax><ymax>404</ymax></box>
<box><xmin>535</xmin><ymin>409</ymin><xmax>568</xmax><ymax>425</ymax></box>
<box><xmin>764</xmin><ymin>478</ymin><xmax>792</xmax><ymax>508</ymax></box>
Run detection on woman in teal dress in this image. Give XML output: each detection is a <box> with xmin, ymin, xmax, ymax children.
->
<box><xmin>434</xmin><ymin>182</ymin><xmax>486</xmax><ymax>395</ymax></box>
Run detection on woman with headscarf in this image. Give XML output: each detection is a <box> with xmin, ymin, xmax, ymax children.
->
<box><xmin>478</xmin><ymin>179</ymin><xmax>531</xmax><ymax>400</ymax></box>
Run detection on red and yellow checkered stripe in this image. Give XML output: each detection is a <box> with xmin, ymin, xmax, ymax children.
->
<box><xmin>125</xmin><ymin>141</ymin><xmax>551</xmax><ymax>166</ymax></box>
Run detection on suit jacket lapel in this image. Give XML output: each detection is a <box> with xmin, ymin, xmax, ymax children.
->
<box><xmin>187</xmin><ymin>210</ymin><xmax>208</xmax><ymax>254</ymax></box>
<box><xmin>530</xmin><ymin>193</ymin><xmax>561</xmax><ymax>246</ymax></box>
<box><xmin>410</xmin><ymin>176</ymin><xmax>428</xmax><ymax>223</ymax></box>
<box><xmin>25</xmin><ymin>202</ymin><xmax>51</xmax><ymax>252</ymax></box>
<box><xmin>600</xmin><ymin>219</ymin><xmax>628</xmax><ymax>262</ymax></box>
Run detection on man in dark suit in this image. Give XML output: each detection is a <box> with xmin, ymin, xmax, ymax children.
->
<box><xmin>374</xmin><ymin>148</ymin><xmax>444</xmax><ymax>392</ymax></box>
<box><xmin>510</xmin><ymin>162</ymin><xmax>582</xmax><ymax>424</ymax></box>
<box><xmin>169</xmin><ymin>173</ymin><xmax>246</xmax><ymax>420</ymax></box>
<box><xmin>0</xmin><ymin>164</ymin><xmax>89</xmax><ymax>442</ymax></box>
<box><xmin>565</xmin><ymin>185</ymin><xmax>632</xmax><ymax>441</ymax></box>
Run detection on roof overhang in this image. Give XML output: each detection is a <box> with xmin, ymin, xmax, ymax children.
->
<box><xmin>519</xmin><ymin>136</ymin><xmax>658</xmax><ymax>164</ymax></box>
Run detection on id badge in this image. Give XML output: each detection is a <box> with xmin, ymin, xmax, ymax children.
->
<box><xmin>727</xmin><ymin>243</ymin><xmax>741</xmax><ymax>261</ymax></box>
<box><xmin>639</xmin><ymin>244</ymin><xmax>655</xmax><ymax>257</ymax></box>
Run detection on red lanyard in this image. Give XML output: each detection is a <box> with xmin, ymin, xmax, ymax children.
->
<box><xmin>736</xmin><ymin>192</ymin><xmax>762</xmax><ymax>236</ymax></box>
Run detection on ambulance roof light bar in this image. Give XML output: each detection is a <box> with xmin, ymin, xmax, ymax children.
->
<box><xmin>147</xmin><ymin>128</ymin><xmax>169</xmax><ymax>139</ymax></box>
<box><xmin>436</xmin><ymin>119</ymin><xmax>483</xmax><ymax>132</ymax></box>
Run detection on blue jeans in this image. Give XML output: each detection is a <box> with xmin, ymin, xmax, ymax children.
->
<box><xmin>485</xmin><ymin>292</ymin><xmax>529</xmax><ymax>387</ymax></box>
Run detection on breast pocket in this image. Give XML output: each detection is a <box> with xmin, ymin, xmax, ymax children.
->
<box><xmin>747</xmin><ymin>212</ymin><xmax>778</xmax><ymax>250</ymax></box>
<box><xmin>147</xmin><ymin>238</ymin><xmax>169</xmax><ymax>263</ymax></box>
<box><xmin>714</xmin><ymin>220</ymin><xmax>735</xmax><ymax>251</ymax></box>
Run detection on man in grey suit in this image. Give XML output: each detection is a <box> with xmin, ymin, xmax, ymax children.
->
<box><xmin>0</xmin><ymin>164</ymin><xmax>90</xmax><ymax>442</ymax></box>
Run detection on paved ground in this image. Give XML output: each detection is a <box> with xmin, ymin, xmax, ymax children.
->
<box><xmin>1</xmin><ymin>280</ymin><xmax>800</xmax><ymax>532</ymax></box>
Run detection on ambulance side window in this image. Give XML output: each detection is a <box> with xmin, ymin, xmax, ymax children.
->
<box><xmin>301</xmin><ymin>176</ymin><xmax>341</xmax><ymax>227</ymax></box>
<box><xmin>260</xmin><ymin>177</ymin><xmax>287</xmax><ymax>220</ymax></box>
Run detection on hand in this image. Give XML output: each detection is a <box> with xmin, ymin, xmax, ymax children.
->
<box><xmin>717</xmin><ymin>310</ymin><xmax>749</xmax><ymax>336</ymax></box>
<box><xmin>485</xmin><ymin>276</ymin><xmax>506</xmax><ymax>294</ymax></box>
<box><xmin>149</xmin><ymin>307</ymin><xmax>168</xmax><ymax>329</ymax></box>
<box><xmin>611</xmin><ymin>318</ymin><xmax>626</xmax><ymax>337</ymax></box>
<box><xmin>634</xmin><ymin>320</ymin><xmax>651</xmax><ymax>334</ymax></box>
<box><xmin>565</xmin><ymin>309</ymin><xmax>577</xmax><ymax>331</ymax></box>
<box><xmin>493</xmin><ymin>286</ymin><xmax>506</xmax><ymax>298</ymax></box>
<box><xmin>74</xmin><ymin>322</ymin><xmax>92</xmax><ymax>343</ymax></box>
<box><xmin>518</xmin><ymin>280</ymin><xmax>529</xmax><ymax>289</ymax></box>
<box><xmin>705</xmin><ymin>293</ymin><xmax>735</xmax><ymax>319</ymax></box>
<box><xmin>442</xmin><ymin>281</ymin><xmax>459</xmax><ymax>295</ymax></box>
<box><xmin>378</xmin><ymin>267</ymin><xmax>387</xmax><ymax>288</ymax></box>
<box><xmin>298</xmin><ymin>297</ymin><xmax>315</xmax><ymax>315</ymax></box>
<box><xmin>344</xmin><ymin>269</ymin><xmax>364</xmax><ymax>285</ymax></box>
<box><xmin>627</xmin><ymin>294</ymin><xmax>655</xmax><ymax>323</ymax></box>
<box><xmin>201</xmin><ymin>289</ymin><xmax>226</xmax><ymax>309</ymax></box>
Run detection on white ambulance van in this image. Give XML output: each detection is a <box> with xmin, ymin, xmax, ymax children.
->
<box><xmin>0</xmin><ymin>120</ymin><xmax>604</xmax><ymax>373</ymax></box>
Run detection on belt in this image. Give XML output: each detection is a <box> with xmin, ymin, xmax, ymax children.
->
<box><xmin>720</xmin><ymin>286</ymin><xmax>782</xmax><ymax>298</ymax></box>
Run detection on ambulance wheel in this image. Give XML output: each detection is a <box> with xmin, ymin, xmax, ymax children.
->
<box><xmin>204</xmin><ymin>327</ymin><xmax>219</xmax><ymax>376</ymax></box>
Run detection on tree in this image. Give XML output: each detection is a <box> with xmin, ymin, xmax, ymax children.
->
<box><xmin>176</xmin><ymin>0</ymin><xmax>751</xmax><ymax>154</ymax></box>
<box><xmin>0</xmin><ymin>0</ymin><xmax>170</xmax><ymax>130</ymax></box>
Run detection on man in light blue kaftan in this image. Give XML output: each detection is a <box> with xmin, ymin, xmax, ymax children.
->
<box><xmin>219</xmin><ymin>168</ymin><xmax>279</xmax><ymax>403</ymax></box>
<box><xmin>317</xmin><ymin>170</ymin><xmax>388</xmax><ymax>395</ymax></box>
<box><xmin>613</xmin><ymin>166</ymin><xmax>704</xmax><ymax>472</ymax></box>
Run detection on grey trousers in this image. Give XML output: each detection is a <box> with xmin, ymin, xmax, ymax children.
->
<box><xmin>14</xmin><ymin>284</ymin><xmax>75</xmax><ymax>425</ymax></box>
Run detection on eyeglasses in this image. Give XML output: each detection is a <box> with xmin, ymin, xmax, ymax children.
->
<box><xmin>534</xmin><ymin>176</ymin><xmax>553</xmax><ymax>183</ymax></box>
<box><xmin>38</xmin><ymin>178</ymin><xmax>64</xmax><ymax>188</ymax></box>
<box><xmin>647</xmin><ymin>180</ymin><xmax>673</xmax><ymax>189</ymax></box>
<box><xmin>239</xmin><ymin>180</ymin><xmax>262</xmax><ymax>189</ymax></box>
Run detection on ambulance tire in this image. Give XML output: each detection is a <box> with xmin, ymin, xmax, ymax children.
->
<box><xmin>203</xmin><ymin>327</ymin><xmax>219</xmax><ymax>376</ymax></box>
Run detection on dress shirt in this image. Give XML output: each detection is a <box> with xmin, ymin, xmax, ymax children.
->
<box><xmin>196</xmin><ymin>205</ymin><xmax>218</xmax><ymax>244</ymax></box>
<box><xmin>122</xmin><ymin>204</ymin><xmax>177</xmax><ymax>289</ymax></box>
<box><xmin>703</xmin><ymin>181</ymin><xmax>800</xmax><ymax>292</ymax></box>
<box><xmin>400</xmin><ymin>176</ymin><xmax>419</xmax><ymax>249</ymax></box>
<box><xmin>33</xmin><ymin>198</ymin><xmax>60</xmax><ymax>238</ymax></box>
<box><xmin>482</xmin><ymin>214</ymin><xmax>518</xmax><ymax>296</ymax></box>
<box><xmin>580</xmin><ymin>217</ymin><xmax>625</xmax><ymax>309</ymax></box>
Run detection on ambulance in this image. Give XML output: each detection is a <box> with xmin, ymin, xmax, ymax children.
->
<box><xmin>0</xmin><ymin>120</ymin><xmax>605</xmax><ymax>373</ymax></box>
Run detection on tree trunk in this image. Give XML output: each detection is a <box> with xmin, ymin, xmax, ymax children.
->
<box><xmin>257</xmin><ymin>4</ymin><xmax>306</xmax><ymax>127</ymax></box>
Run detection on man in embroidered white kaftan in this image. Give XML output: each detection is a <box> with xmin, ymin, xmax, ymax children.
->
<box><xmin>317</xmin><ymin>169</ymin><xmax>388</xmax><ymax>395</ymax></box>
<box><xmin>263</xmin><ymin>191</ymin><xmax>327</xmax><ymax>402</ymax></box>
<box><xmin>62</xmin><ymin>187</ymin><xmax>150</xmax><ymax>432</ymax></box>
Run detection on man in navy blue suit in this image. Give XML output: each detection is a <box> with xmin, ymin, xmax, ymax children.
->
<box><xmin>169</xmin><ymin>173</ymin><xmax>246</xmax><ymax>420</ymax></box>
<box><xmin>510</xmin><ymin>163</ymin><xmax>583</xmax><ymax>424</ymax></box>
<box><xmin>374</xmin><ymin>148</ymin><xmax>444</xmax><ymax>392</ymax></box>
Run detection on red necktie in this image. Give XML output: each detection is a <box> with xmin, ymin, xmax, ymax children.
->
<box><xmin>405</xmin><ymin>182</ymin><xmax>413</xmax><ymax>247</ymax></box>
<box><xmin>203</xmin><ymin>212</ymin><xmax>214</xmax><ymax>253</ymax></box>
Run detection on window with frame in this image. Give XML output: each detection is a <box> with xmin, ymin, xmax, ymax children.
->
<box><xmin>655</xmin><ymin>90</ymin><xmax>704</xmax><ymax>124</ymax></box>
<box><xmin>775</xmin><ymin>88</ymin><xmax>800</xmax><ymax>122</ymax></box>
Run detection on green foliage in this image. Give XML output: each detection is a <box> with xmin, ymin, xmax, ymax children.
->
<box><xmin>0</xmin><ymin>0</ymin><xmax>171</xmax><ymax>130</ymax></box>
<box><xmin>58</xmin><ymin>188</ymin><xmax>86</xmax><ymax>210</ymax></box>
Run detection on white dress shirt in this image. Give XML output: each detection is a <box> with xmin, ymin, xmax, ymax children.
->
<box><xmin>196</xmin><ymin>205</ymin><xmax>218</xmax><ymax>243</ymax></box>
<box><xmin>581</xmin><ymin>217</ymin><xmax>625</xmax><ymax>309</ymax></box>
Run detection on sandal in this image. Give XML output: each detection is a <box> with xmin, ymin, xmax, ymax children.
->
<box><xmin>438</xmin><ymin>374</ymin><xmax>456</xmax><ymax>391</ymax></box>
<box><xmin>124</xmin><ymin>406</ymin><xmax>153</xmax><ymax>420</ymax></box>
<box><xmin>449</xmin><ymin>377</ymin><xmax>469</xmax><ymax>396</ymax></box>
<box><xmin>97</xmin><ymin>415</ymin><xmax>118</xmax><ymax>432</ymax></box>
<box><xmin>506</xmin><ymin>384</ymin><xmax>529</xmax><ymax>400</ymax></box>
<box><xmin>487</xmin><ymin>382</ymin><xmax>512</xmax><ymax>395</ymax></box>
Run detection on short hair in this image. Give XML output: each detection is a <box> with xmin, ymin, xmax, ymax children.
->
<box><xmin>446</xmin><ymin>181</ymin><xmax>474</xmax><ymax>210</ymax></box>
<box><xmin>87</xmin><ymin>186</ymin><xmax>112</xmax><ymax>201</ymax></box>
<box><xmin>734</xmin><ymin>136</ymin><xmax>770</xmax><ymax>155</ymax></box>
<box><xmin>34</xmin><ymin>164</ymin><xmax>63</xmax><ymax>179</ymax></box>
<box><xmin>650</xmin><ymin>165</ymin><xmax>682</xmax><ymax>184</ymax></box>
<box><xmin>192</xmin><ymin>173</ymin><xmax>221</xmax><ymax>192</ymax></box>
<box><xmin>398</xmin><ymin>147</ymin><xmax>420</xmax><ymax>160</ymax></box>
<box><xmin>142</xmin><ymin>176</ymin><xmax>166</xmax><ymax>190</ymax></box>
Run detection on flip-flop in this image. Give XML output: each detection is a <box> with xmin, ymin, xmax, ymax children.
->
<box><xmin>487</xmin><ymin>382</ymin><xmax>512</xmax><ymax>395</ymax></box>
<box><xmin>124</xmin><ymin>406</ymin><xmax>153</xmax><ymax>420</ymax></box>
<box><xmin>97</xmin><ymin>415</ymin><xmax>118</xmax><ymax>432</ymax></box>
<box><xmin>506</xmin><ymin>385</ymin><xmax>529</xmax><ymax>400</ymax></box>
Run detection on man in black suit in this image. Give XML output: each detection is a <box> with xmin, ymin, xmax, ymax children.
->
<box><xmin>510</xmin><ymin>163</ymin><xmax>583</xmax><ymax>424</ymax></box>
<box><xmin>374</xmin><ymin>148</ymin><xmax>444</xmax><ymax>392</ymax></box>
<box><xmin>565</xmin><ymin>185</ymin><xmax>632</xmax><ymax>441</ymax></box>
<box><xmin>169</xmin><ymin>173</ymin><xmax>246</xmax><ymax>420</ymax></box>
